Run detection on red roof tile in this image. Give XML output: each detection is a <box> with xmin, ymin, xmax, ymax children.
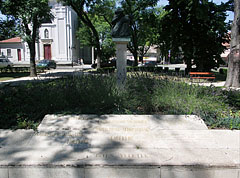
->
<box><xmin>0</xmin><ymin>37</ymin><xmax>21</xmax><ymax>43</ymax></box>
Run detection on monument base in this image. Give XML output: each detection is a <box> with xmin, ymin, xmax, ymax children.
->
<box><xmin>0</xmin><ymin>115</ymin><xmax>239</xmax><ymax>178</ymax></box>
<box><xmin>113</xmin><ymin>38</ymin><xmax>130</xmax><ymax>88</ymax></box>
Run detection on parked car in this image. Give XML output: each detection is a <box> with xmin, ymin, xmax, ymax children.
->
<box><xmin>36</xmin><ymin>59</ymin><xmax>56</xmax><ymax>69</ymax></box>
<box><xmin>0</xmin><ymin>56</ymin><xmax>14</xmax><ymax>68</ymax></box>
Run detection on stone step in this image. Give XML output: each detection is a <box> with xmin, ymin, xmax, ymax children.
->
<box><xmin>0</xmin><ymin>166</ymin><xmax>239</xmax><ymax>178</ymax></box>
<box><xmin>0</xmin><ymin>115</ymin><xmax>239</xmax><ymax>178</ymax></box>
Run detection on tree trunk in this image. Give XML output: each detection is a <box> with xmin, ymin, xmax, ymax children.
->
<box><xmin>29</xmin><ymin>41</ymin><xmax>37</xmax><ymax>77</ymax></box>
<box><xmin>185</xmin><ymin>57</ymin><xmax>191</xmax><ymax>75</ymax></box>
<box><xmin>133</xmin><ymin>50</ymin><xmax>138</xmax><ymax>66</ymax></box>
<box><xmin>225</xmin><ymin>0</ymin><xmax>240</xmax><ymax>88</ymax></box>
<box><xmin>24</xmin><ymin>20</ymin><xmax>37</xmax><ymax>77</ymax></box>
<box><xmin>70</xmin><ymin>5</ymin><xmax>102</xmax><ymax>69</ymax></box>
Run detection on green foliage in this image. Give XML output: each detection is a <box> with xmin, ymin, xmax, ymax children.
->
<box><xmin>0</xmin><ymin>16</ymin><xmax>21</xmax><ymax>41</ymax></box>
<box><xmin>152</xmin><ymin>81</ymin><xmax>227</xmax><ymax>116</ymax></box>
<box><xmin>120</xmin><ymin>0</ymin><xmax>159</xmax><ymax>65</ymax></box>
<box><xmin>157</xmin><ymin>0</ymin><xmax>229</xmax><ymax>72</ymax></box>
<box><xmin>1</xmin><ymin>0</ymin><xmax>52</xmax><ymax>43</ymax></box>
<box><xmin>77</xmin><ymin>14</ymin><xmax>115</xmax><ymax>61</ymax></box>
<box><xmin>0</xmin><ymin>74</ymin><xmax>239</xmax><ymax>130</ymax></box>
<box><xmin>61</xmin><ymin>0</ymin><xmax>116</xmax><ymax>64</ymax></box>
<box><xmin>1</xmin><ymin>0</ymin><xmax>53</xmax><ymax>76</ymax></box>
<box><xmin>97</xmin><ymin>67</ymin><xmax>115</xmax><ymax>73</ymax></box>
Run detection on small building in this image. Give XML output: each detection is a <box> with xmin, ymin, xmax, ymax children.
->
<box><xmin>0</xmin><ymin>37</ymin><xmax>25</xmax><ymax>63</ymax></box>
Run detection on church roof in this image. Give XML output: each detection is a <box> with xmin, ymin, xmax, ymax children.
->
<box><xmin>0</xmin><ymin>37</ymin><xmax>21</xmax><ymax>43</ymax></box>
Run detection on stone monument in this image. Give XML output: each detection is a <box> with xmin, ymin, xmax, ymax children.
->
<box><xmin>112</xmin><ymin>8</ymin><xmax>131</xmax><ymax>88</ymax></box>
<box><xmin>0</xmin><ymin>114</ymin><xmax>239</xmax><ymax>178</ymax></box>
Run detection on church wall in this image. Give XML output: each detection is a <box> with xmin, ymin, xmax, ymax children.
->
<box><xmin>69</xmin><ymin>7</ymin><xmax>80</xmax><ymax>62</ymax></box>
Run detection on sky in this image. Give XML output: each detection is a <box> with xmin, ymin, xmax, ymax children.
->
<box><xmin>0</xmin><ymin>0</ymin><xmax>234</xmax><ymax>22</ymax></box>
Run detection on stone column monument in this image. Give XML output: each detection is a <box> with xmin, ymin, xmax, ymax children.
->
<box><xmin>112</xmin><ymin>8</ymin><xmax>131</xmax><ymax>88</ymax></box>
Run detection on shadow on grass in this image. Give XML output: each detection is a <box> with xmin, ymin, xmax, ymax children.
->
<box><xmin>0</xmin><ymin>74</ymin><xmax>239</xmax><ymax>130</ymax></box>
<box><xmin>0</xmin><ymin>72</ymin><xmax>29</xmax><ymax>81</ymax></box>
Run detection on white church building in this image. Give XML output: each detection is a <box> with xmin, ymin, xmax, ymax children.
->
<box><xmin>0</xmin><ymin>0</ymin><xmax>82</xmax><ymax>64</ymax></box>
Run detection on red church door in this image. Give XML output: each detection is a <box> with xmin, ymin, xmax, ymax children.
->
<box><xmin>17</xmin><ymin>49</ymin><xmax>21</xmax><ymax>61</ymax></box>
<box><xmin>44</xmin><ymin>44</ymin><xmax>51</xmax><ymax>60</ymax></box>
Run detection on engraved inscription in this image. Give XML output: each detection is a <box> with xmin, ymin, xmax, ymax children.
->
<box><xmin>95</xmin><ymin>153</ymin><xmax>149</xmax><ymax>159</ymax></box>
<box><xmin>110</xmin><ymin>136</ymin><xmax>133</xmax><ymax>141</ymax></box>
<box><xmin>103</xmin><ymin>119</ymin><xmax>149</xmax><ymax>124</ymax></box>
<box><xmin>96</xmin><ymin>127</ymin><xmax>150</xmax><ymax>132</ymax></box>
<box><xmin>68</xmin><ymin>117</ymin><xmax>149</xmax><ymax>124</ymax></box>
<box><xmin>67</xmin><ymin>138</ymin><xmax>90</xmax><ymax>145</ymax></box>
<box><xmin>37</xmin><ymin>131</ymin><xmax>87</xmax><ymax>137</ymax></box>
<box><xmin>37</xmin><ymin>132</ymin><xmax>139</xmax><ymax>144</ymax></box>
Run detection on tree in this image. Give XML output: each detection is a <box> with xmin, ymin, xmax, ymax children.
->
<box><xmin>120</xmin><ymin>0</ymin><xmax>158</xmax><ymax>66</ymax></box>
<box><xmin>61</xmin><ymin>0</ymin><xmax>115</xmax><ymax>68</ymax></box>
<box><xmin>151</xmin><ymin>6</ymin><xmax>169</xmax><ymax>63</ymax></box>
<box><xmin>1</xmin><ymin>0</ymin><xmax>52</xmax><ymax>77</ymax></box>
<box><xmin>160</xmin><ymin>0</ymin><xmax>229</xmax><ymax>73</ymax></box>
<box><xmin>225</xmin><ymin>0</ymin><xmax>240</xmax><ymax>87</ymax></box>
<box><xmin>76</xmin><ymin>10</ymin><xmax>115</xmax><ymax>62</ymax></box>
<box><xmin>0</xmin><ymin>16</ymin><xmax>20</xmax><ymax>41</ymax></box>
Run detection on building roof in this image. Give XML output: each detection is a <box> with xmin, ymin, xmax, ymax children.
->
<box><xmin>0</xmin><ymin>37</ymin><xmax>21</xmax><ymax>43</ymax></box>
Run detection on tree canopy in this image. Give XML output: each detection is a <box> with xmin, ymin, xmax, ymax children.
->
<box><xmin>77</xmin><ymin>14</ymin><xmax>115</xmax><ymax>62</ymax></box>
<box><xmin>158</xmin><ymin>0</ymin><xmax>229</xmax><ymax>72</ymax></box>
<box><xmin>119</xmin><ymin>0</ymin><xmax>158</xmax><ymax>66</ymax></box>
<box><xmin>0</xmin><ymin>16</ymin><xmax>20</xmax><ymax>41</ymax></box>
<box><xmin>1</xmin><ymin>0</ymin><xmax>52</xmax><ymax>77</ymax></box>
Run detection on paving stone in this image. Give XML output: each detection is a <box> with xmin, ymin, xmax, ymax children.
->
<box><xmin>0</xmin><ymin>168</ymin><xmax>8</xmax><ymax>178</ymax></box>
<box><xmin>161</xmin><ymin>167</ymin><xmax>240</xmax><ymax>178</ymax></box>
<box><xmin>85</xmin><ymin>167</ymin><xmax>160</xmax><ymax>178</ymax></box>
<box><xmin>9</xmin><ymin>167</ymin><xmax>84</xmax><ymax>178</ymax></box>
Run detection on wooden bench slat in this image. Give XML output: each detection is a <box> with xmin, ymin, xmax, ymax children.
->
<box><xmin>191</xmin><ymin>77</ymin><xmax>216</xmax><ymax>79</ymax></box>
<box><xmin>189</xmin><ymin>71</ymin><xmax>215</xmax><ymax>80</ymax></box>
<box><xmin>189</xmin><ymin>72</ymin><xmax>214</xmax><ymax>75</ymax></box>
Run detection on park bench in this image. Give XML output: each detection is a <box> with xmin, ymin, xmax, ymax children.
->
<box><xmin>189</xmin><ymin>72</ymin><xmax>215</xmax><ymax>80</ymax></box>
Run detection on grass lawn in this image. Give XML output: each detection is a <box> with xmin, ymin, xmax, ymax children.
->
<box><xmin>0</xmin><ymin>72</ymin><xmax>29</xmax><ymax>81</ymax></box>
<box><xmin>0</xmin><ymin>73</ymin><xmax>239</xmax><ymax>130</ymax></box>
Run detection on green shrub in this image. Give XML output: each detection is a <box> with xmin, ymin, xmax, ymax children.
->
<box><xmin>97</xmin><ymin>67</ymin><xmax>115</xmax><ymax>74</ymax></box>
<box><xmin>0</xmin><ymin>73</ymin><xmax>239</xmax><ymax>129</ymax></box>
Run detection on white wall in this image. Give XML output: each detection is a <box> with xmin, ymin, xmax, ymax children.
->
<box><xmin>0</xmin><ymin>43</ymin><xmax>26</xmax><ymax>63</ymax></box>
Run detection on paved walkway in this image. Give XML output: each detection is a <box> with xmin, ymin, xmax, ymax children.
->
<box><xmin>0</xmin><ymin>65</ymin><xmax>91</xmax><ymax>87</ymax></box>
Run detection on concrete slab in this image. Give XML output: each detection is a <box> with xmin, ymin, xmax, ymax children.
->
<box><xmin>38</xmin><ymin>115</ymin><xmax>208</xmax><ymax>131</ymax></box>
<box><xmin>0</xmin><ymin>130</ymin><xmax>34</xmax><ymax>147</ymax></box>
<box><xmin>9</xmin><ymin>167</ymin><xmax>84</xmax><ymax>178</ymax></box>
<box><xmin>85</xmin><ymin>167</ymin><xmax>160</xmax><ymax>178</ymax></box>
<box><xmin>0</xmin><ymin>168</ymin><xmax>8</xmax><ymax>178</ymax></box>
<box><xmin>161</xmin><ymin>167</ymin><xmax>240</xmax><ymax>178</ymax></box>
<box><xmin>27</xmin><ymin>129</ymin><xmax>239</xmax><ymax>150</ymax></box>
<box><xmin>0</xmin><ymin>115</ymin><xmax>239</xmax><ymax>178</ymax></box>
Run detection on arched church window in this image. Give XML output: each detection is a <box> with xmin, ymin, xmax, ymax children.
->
<box><xmin>44</xmin><ymin>29</ymin><xmax>49</xmax><ymax>39</ymax></box>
